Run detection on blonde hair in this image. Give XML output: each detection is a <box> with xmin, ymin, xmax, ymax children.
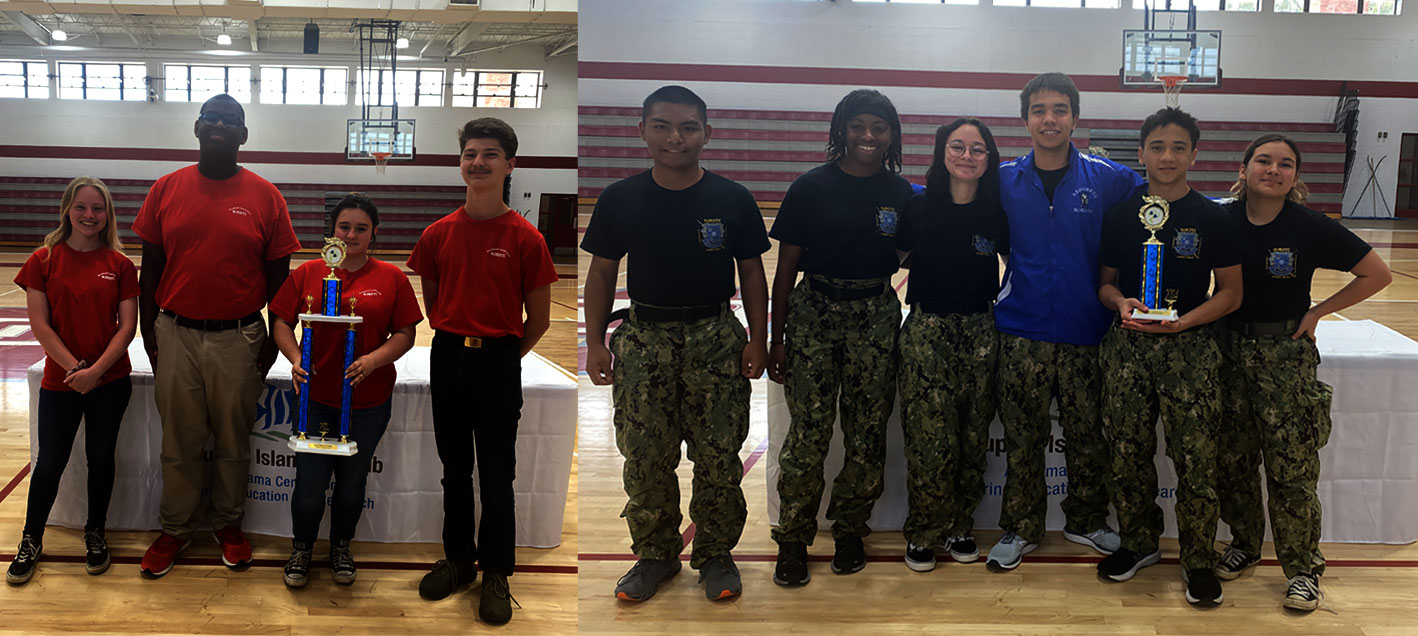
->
<box><xmin>1228</xmin><ymin>133</ymin><xmax>1310</xmax><ymax>204</ymax></box>
<box><xmin>42</xmin><ymin>176</ymin><xmax>122</xmax><ymax>259</ymax></box>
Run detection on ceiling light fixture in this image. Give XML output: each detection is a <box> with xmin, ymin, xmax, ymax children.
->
<box><xmin>217</xmin><ymin>33</ymin><xmax>232</xmax><ymax>46</ymax></box>
<box><xmin>51</xmin><ymin>29</ymin><xmax>68</xmax><ymax>42</ymax></box>
<box><xmin>396</xmin><ymin>37</ymin><xmax>409</xmax><ymax>49</ymax></box>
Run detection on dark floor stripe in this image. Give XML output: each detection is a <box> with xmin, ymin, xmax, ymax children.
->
<box><xmin>578</xmin><ymin>551</ymin><xmax>1418</xmax><ymax>568</ymax></box>
<box><xmin>0</xmin><ymin>553</ymin><xmax>577</xmax><ymax>574</ymax></box>
<box><xmin>0</xmin><ymin>462</ymin><xmax>31</xmax><ymax>506</ymax></box>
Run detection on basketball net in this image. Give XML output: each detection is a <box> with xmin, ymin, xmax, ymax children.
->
<box><xmin>372</xmin><ymin>152</ymin><xmax>392</xmax><ymax>174</ymax></box>
<box><xmin>1160</xmin><ymin>75</ymin><xmax>1187</xmax><ymax>109</ymax></box>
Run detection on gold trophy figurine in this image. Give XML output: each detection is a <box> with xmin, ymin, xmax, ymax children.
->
<box><xmin>1132</xmin><ymin>195</ymin><xmax>1179</xmax><ymax>321</ymax></box>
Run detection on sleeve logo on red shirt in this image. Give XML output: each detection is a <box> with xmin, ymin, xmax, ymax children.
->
<box><xmin>98</xmin><ymin>272</ymin><xmax>117</xmax><ymax>281</ymax></box>
<box><xmin>229</xmin><ymin>206</ymin><xmax>252</xmax><ymax>217</ymax></box>
<box><xmin>487</xmin><ymin>248</ymin><xmax>511</xmax><ymax>259</ymax></box>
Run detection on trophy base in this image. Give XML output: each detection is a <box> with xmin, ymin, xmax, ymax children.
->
<box><xmin>288</xmin><ymin>435</ymin><xmax>359</xmax><ymax>456</ymax></box>
<box><xmin>1131</xmin><ymin>308</ymin><xmax>1179</xmax><ymax>322</ymax></box>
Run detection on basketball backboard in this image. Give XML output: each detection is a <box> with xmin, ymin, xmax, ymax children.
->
<box><xmin>346</xmin><ymin>118</ymin><xmax>416</xmax><ymax>161</ymax></box>
<box><xmin>1121</xmin><ymin>29</ymin><xmax>1221</xmax><ymax>88</ymax></box>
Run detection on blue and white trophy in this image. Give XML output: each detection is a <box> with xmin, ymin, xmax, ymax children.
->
<box><xmin>288</xmin><ymin>237</ymin><xmax>363</xmax><ymax>456</ymax></box>
<box><xmin>1132</xmin><ymin>195</ymin><xmax>1179</xmax><ymax>322</ymax></box>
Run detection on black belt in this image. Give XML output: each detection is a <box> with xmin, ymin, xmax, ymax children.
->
<box><xmin>916</xmin><ymin>298</ymin><xmax>991</xmax><ymax>316</ymax></box>
<box><xmin>1232</xmin><ymin>318</ymin><xmax>1301</xmax><ymax>338</ymax></box>
<box><xmin>808</xmin><ymin>278</ymin><xmax>889</xmax><ymax>302</ymax></box>
<box><xmin>434</xmin><ymin>330</ymin><xmax>520</xmax><ymax>350</ymax></box>
<box><xmin>160</xmin><ymin>309</ymin><xmax>262</xmax><ymax>332</ymax></box>
<box><xmin>628</xmin><ymin>302</ymin><xmax>726</xmax><ymax>323</ymax></box>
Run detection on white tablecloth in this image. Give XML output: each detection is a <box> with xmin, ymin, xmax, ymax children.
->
<box><xmin>27</xmin><ymin>339</ymin><xmax>577</xmax><ymax>547</ymax></box>
<box><xmin>765</xmin><ymin>320</ymin><xmax>1418</xmax><ymax>544</ymax></box>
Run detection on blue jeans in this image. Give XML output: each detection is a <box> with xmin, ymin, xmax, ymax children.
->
<box><xmin>289</xmin><ymin>398</ymin><xmax>392</xmax><ymax>544</ymax></box>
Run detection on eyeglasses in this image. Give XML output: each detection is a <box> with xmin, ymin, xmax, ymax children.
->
<box><xmin>946</xmin><ymin>143</ymin><xmax>990</xmax><ymax>160</ymax></box>
<box><xmin>197</xmin><ymin>111</ymin><xmax>245</xmax><ymax>127</ymax></box>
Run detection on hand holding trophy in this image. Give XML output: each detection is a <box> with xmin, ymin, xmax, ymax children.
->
<box><xmin>1131</xmin><ymin>195</ymin><xmax>1179</xmax><ymax>322</ymax></box>
<box><xmin>288</xmin><ymin>237</ymin><xmax>364</xmax><ymax>456</ymax></box>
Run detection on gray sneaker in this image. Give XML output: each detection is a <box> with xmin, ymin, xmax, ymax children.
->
<box><xmin>698</xmin><ymin>553</ymin><xmax>741</xmax><ymax>601</ymax></box>
<box><xmin>1063</xmin><ymin>526</ymin><xmax>1120</xmax><ymax>555</ymax></box>
<box><xmin>1214</xmin><ymin>545</ymin><xmax>1261</xmax><ymax>581</ymax></box>
<box><xmin>986</xmin><ymin>531</ymin><xmax>1036</xmax><ymax>570</ymax></box>
<box><xmin>614</xmin><ymin>557</ymin><xmax>681</xmax><ymax>602</ymax></box>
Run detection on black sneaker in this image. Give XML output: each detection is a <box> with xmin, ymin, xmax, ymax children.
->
<box><xmin>773</xmin><ymin>541</ymin><xmax>810</xmax><ymax>587</ymax></box>
<box><xmin>479</xmin><ymin>572</ymin><xmax>518</xmax><ymax>625</ymax></box>
<box><xmin>283</xmin><ymin>541</ymin><xmax>312</xmax><ymax>588</ymax></box>
<box><xmin>83</xmin><ymin>528</ymin><xmax>110</xmax><ymax>575</ymax></box>
<box><xmin>329</xmin><ymin>538</ymin><xmax>356</xmax><ymax>584</ymax></box>
<box><xmin>419</xmin><ymin>559</ymin><xmax>477</xmax><ymax>601</ymax></box>
<box><xmin>831</xmin><ymin>536</ymin><xmax>866</xmax><ymax>575</ymax></box>
<box><xmin>1183</xmin><ymin>568</ymin><xmax>1224</xmax><ymax>605</ymax></box>
<box><xmin>613</xmin><ymin>557</ymin><xmax>681</xmax><ymax>602</ymax></box>
<box><xmin>946</xmin><ymin>535</ymin><xmax>979</xmax><ymax>563</ymax></box>
<box><xmin>698</xmin><ymin>553</ymin><xmax>741</xmax><ymax>601</ymax></box>
<box><xmin>1214</xmin><ymin>545</ymin><xmax>1261</xmax><ymax>581</ymax></box>
<box><xmin>1097</xmin><ymin>548</ymin><xmax>1161</xmax><ymax>582</ymax></box>
<box><xmin>1284</xmin><ymin>572</ymin><xmax>1321</xmax><ymax>611</ymax></box>
<box><xmin>904</xmin><ymin>543</ymin><xmax>935</xmax><ymax>572</ymax></box>
<box><xmin>6</xmin><ymin>534</ymin><xmax>41</xmax><ymax>585</ymax></box>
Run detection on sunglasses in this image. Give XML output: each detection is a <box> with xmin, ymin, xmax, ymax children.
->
<box><xmin>197</xmin><ymin>111</ymin><xmax>245</xmax><ymax>127</ymax></box>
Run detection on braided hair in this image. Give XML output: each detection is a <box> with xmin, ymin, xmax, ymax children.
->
<box><xmin>825</xmin><ymin>89</ymin><xmax>903</xmax><ymax>174</ymax></box>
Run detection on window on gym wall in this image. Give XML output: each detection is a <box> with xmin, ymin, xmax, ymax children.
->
<box><xmin>1275</xmin><ymin>0</ymin><xmax>1399</xmax><ymax>13</ymax></box>
<box><xmin>1129</xmin><ymin>0</ymin><xmax>1259</xmax><ymax>10</ymax></box>
<box><xmin>258</xmin><ymin>66</ymin><xmax>348</xmax><ymax>105</ymax></box>
<box><xmin>853</xmin><ymin>0</ymin><xmax>981</xmax><ymax>5</ymax></box>
<box><xmin>0</xmin><ymin>60</ymin><xmax>48</xmax><ymax>98</ymax></box>
<box><xmin>356</xmin><ymin>69</ymin><xmax>444</xmax><ymax>107</ymax></box>
<box><xmin>58</xmin><ymin>62</ymin><xmax>146</xmax><ymax>101</ymax></box>
<box><xmin>164</xmin><ymin>64</ymin><xmax>252</xmax><ymax>103</ymax></box>
<box><xmin>451</xmin><ymin>70</ymin><xmax>542</xmax><ymax>108</ymax></box>
<box><xmin>995</xmin><ymin>0</ymin><xmax>1121</xmax><ymax>7</ymax></box>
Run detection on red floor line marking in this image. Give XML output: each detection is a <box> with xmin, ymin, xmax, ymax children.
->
<box><xmin>894</xmin><ymin>275</ymin><xmax>909</xmax><ymax>293</ymax></box>
<box><xmin>0</xmin><ymin>463</ymin><xmax>31</xmax><ymax>506</ymax></box>
<box><xmin>576</xmin><ymin>552</ymin><xmax>1418</xmax><ymax>568</ymax></box>
<box><xmin>0</xmin><ymin>553</ymin><xmax>578</xmax><ymax>574</ymax></box>
<box><xmin>1390</xmin><ymin>268</ymin><xmax>1418</xmax><ymax>281</ymax></box>
<box><xmin>680</xmin><ymin>436</ymin><xmax>773</xmax><ymax>550</ymax></box>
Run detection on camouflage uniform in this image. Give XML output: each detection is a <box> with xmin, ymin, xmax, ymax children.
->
<box><xmin>1100</xmin><ymin>325</ymin><xmax>1220</xmax><ymax>570</ymax></box>
<box><xmin>1216</xmin><ymin>328</ymin><xmax>1332</xmax><ymax>579</ymax></box>
<box><xmin>898</xmin><ymin>309</ymin><xmax>998</xmax><ymax>547</ymax></box>
<box><xmin>610</xmin><ymin>305</ymin><xmax>751</xmax><ymax>569</ymax></box>
<box><xmin>996</xmin><ymin>332</ymin><xmax>1112</xmax><ymax>543</ymax></box>
<box><xmin>773</xmin><ymin>274</ymin><xmax>899</xmax><ymax>545</ymax></box>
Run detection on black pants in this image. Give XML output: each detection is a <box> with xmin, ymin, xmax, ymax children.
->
<box><xmin>430</xmin><ymin>330</ymin><xmax>522</xmax><ymax>575</ymax></box>
<box><xmin>26</xmin><ymin>377</ymin><xmax>132</xmax><ymax>538</ymax></box>
<box><xmin>290</xmin><ymin>398</ymin><xmax>392</xmax><ymax>544</ymax></box>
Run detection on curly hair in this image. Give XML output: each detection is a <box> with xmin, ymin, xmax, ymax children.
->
<box><xmin>825</xmin><ymin>89</ymin><xmax>903</xmax><ymax>174</ymax></box>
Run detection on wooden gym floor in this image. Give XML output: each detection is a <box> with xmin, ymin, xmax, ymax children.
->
<box><xmin>575</xmin><ymin>213</ymin><xmax>1418</xmax><ymax>636</ymax></box>
<box><xmin>0</xmin><ymin>248</ymin><xmax>579</xmax><ymax>635</ymax></box>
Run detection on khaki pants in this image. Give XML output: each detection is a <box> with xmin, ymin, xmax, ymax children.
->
<box><xmin>153</xmin><ymin>313</ymin><xmax>266</xmax><ymax>538</ymax></box>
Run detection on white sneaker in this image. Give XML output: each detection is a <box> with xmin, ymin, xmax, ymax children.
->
<box><xmin>985</xmin><ymin>531</ymin><xmax>1036</xmax><ymax>570</ymax></box>
<box><xmin>1063</xmin><ymin>526</ymin><xmax>1120</xmax><ymax>555</ymax></box>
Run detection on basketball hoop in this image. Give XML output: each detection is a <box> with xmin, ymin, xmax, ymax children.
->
<box><xmin>371</xmin><ymin>151</ymin><xmax>392</xmax><ymax>174</ymax></box>
<box><xmin>1160</xmin><ymin>75</ymin><xmax>1188</xmax><ymax>109</ymax></box>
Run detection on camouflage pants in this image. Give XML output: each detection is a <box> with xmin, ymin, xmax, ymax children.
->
<box><xmin>773</xmin><ymin>275</ymin><xmax>899</xmax><ymax>545</ymax></box>
<box><xmin>996</xmin><ymin>332</ymin><xmax>1112</xmax><ymax>543</ymax></box>
<box><xmin>898</xmin><ymin>309</ymin><xmax>998</xmax><ymax>546</ymax></box>
<box><xmin>610</xmin><ymin>307</ymin><xmax>751</xmax><ymax>569</ymax></box>
<box><xmin>1100</xmin><ymin>325</ymin><xmax>1220</xmax><ymax>570</ymax></box>
<box><xmin>1216</xmin><ymin>330</ymin><xmax>1332</xmax><ymax>579</ymax></box>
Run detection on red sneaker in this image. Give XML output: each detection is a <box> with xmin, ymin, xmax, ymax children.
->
<box><xmin>140</xmin><ymin>533</ymin><xmax>191</xmax><ymax>578</ymax></box>
<box><xmin>213</xmin><ymin>525</ymin><xmax>253</xmax><ymax>569</ymax></box>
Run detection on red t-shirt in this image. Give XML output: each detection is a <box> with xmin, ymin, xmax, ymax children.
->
<box><xmin>270</xmin><ymin>258</ymin><xmax>423</xmax><ymax>409</ymax></box>
<box><xmin>14</xmin><ymin>244</ymin><xmax>139</xmax><ymax>391</ymax></box>
<box><xmin>132</xmin><ymin>165</ymin><xmax>302</xmax><ymax>320</ymax></box>
<box><xmin>406</xmin><ymin>208</ymin><xmax>558</xmax><ymax>338</ymax></box>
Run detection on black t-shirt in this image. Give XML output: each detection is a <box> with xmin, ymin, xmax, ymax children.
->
<box><xmin>580</xmin><ymin>169</ymin><xmax>771</xmax><ymax>306</ymax></box>
<box><xmin>770</xmin><ymin>162</ymin><xmax>914</xmax><ymax>279</ymax></box>
<box><xmin>1100</xmin><ymin>188</ymin><xmax>1241</xmax><ymax>317</ymax></box>
<box><xmin>1036</xmin><ymin>165</ymin><xmax>1069</xmax><ymax>201</ymax></box>
<box><xmin>1224</xmin><ymin>199</ymin><xmax>1372</xmax><ymax>322</ymax></box>
<box><xmin>897</xmin><ymin>193</ymin><xmax>1009</xmax><ymax>308</ymax></box>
